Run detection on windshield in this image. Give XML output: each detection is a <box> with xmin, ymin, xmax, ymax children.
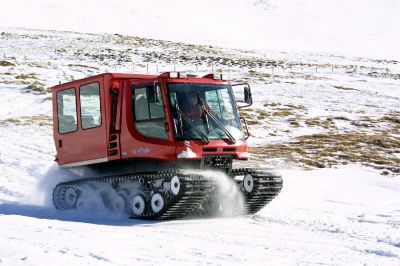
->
<box><xmin>168</xmin><ymin>83</ymin><xmax>244</xmax><ymax>142</ymax></box>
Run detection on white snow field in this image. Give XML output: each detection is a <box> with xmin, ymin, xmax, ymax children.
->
<box><xmin>0</xmin><ymin>0</ymin><xmax>400</xmax><ymax>265</ymax></box>
<box><xmin>1</xmin><ymin>0</ymin><xmax>400</xmax><ymax>59</ymax></box>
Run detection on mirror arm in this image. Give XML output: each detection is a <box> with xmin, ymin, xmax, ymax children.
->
<box><xmin>231</xmin><ymin>82</ymin><xmax>250</xmax><ymax>87</ymax></box>
<box><xmin>240</xmin><ymin>117</ymin><xmax>250</xmax><ymax>139</ymax></box>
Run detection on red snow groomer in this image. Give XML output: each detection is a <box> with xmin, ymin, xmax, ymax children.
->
<box><xmin>51</xmin><ymin>72</ymin><xmax>282</xmax><ymax>219</ymax></box>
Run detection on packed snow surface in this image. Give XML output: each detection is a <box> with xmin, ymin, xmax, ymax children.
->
<box><xmin>1</xmin><ymin>166</ymin><xmax>399</xmax><ymax>265</ymax></box>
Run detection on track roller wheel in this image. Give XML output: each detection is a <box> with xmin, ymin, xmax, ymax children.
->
<box><xmin>151</xmin><ymin>193</ymin><xmax>164</xmax><ymax>213</ymax></box>
<box><xmin>131</xmin><ymin>195</ymin><xmax>146</xmax><ymax>216</ymax></box>
<box><xmin>242</xmin><ymin>174</ymin><xmax>254</xmax><ymax>193</ymax></box>
<box><xmin>58</xmin><ymin>186</ymin><xmax>79</xmax><ymax>210</ymax></box>
<box><xmin>170</xmin><ymin>175</ymin><xmax>181</xmax><ymax>196</ymax></box>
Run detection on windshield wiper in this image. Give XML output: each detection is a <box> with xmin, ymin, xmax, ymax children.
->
<box><xmin>197</xmin><ymin>95</ymin><xmax>236</xmax><ymax>144</ymax></box>
<box><xmin>197</xmin><ymin>94</ymin><xmax>209</xmax><ymax>134</ymax></box>
<box><xmin>174</xmin><ymin>96</ymin><xmax>209</xmax><ymax>144</ymax></box>
<box><xmin>174</xmin><ymin>96</ymin><xmax>184</xmax><ymax>136</ymax></box>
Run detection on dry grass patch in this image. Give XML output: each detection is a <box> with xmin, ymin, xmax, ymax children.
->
<box><xmin>27</xmin><ymin>62</ymin><xmax>50</xmax><ymax>69</ymax></box>
<box><xmin>321</xmin><ymin>117</ymin><xmax>337</xmax><ymax>129</ymax></box>
<box><xmin>251</xmin><ymin>131</ymin><xmax>400</xmax><ymax>173</ymax></box>
<box><xmin>273</xmin><ymin>110</ymin><xmax>294</xmax><ymax>117</ymax></box>
<box><xmin>301</xmin><ymin>74</ymin><xmax>331</xmax><ymax>81</ymax></box>
<box><xmin>239</xmin><ymin>109</ymin><xmax>253</xmax><ymax>119</ymax></box>
<box><xmin>15</xmin><ymin>73</ymin><xmax>38</xmax><ymax>80</ymax></box>
<box><xmin>333</xmin><ymin>85</ymin><xmax>360</xmax><ymax>91</ymax></box>
<box><xmin>0</xmin><ymin>60</ymin><xmax>16</xmax><ymax>67</ymax></box>
<box><xmin>1</xmin><ymin>115</ymin><xmax>52</xmax><ymax>127</ymax></box>
<box><xmin>305</xmin><ymin>118</ymin><xmax>321</xmax><ymax>126</ymax></box>
<box><xmin>23</xmin><ymin>81</ymin><xmax>50</xmax><ymax>94</ymax></box>
<box><xmin>288</xmin><ymin>117</ymin><xmax>301</xmax><ymax>127</ymax></box>
<box><xmin>383</xmin><ymin>113</ymin><xmax>400</xmax><ymax>125</ymax></box>
<box><xmin>239</xmin><ymin>109</ymin><xmax>263</xmax><ymax>125</ymax></box>
<box><xmin>285</xmin><ymin>104</ymin><xmax>306</xmax><ymax>110</ymax></box>
<box><xmin>254</xmin><ymin>109</ymin><xmax>270</xmax><ymax>120</ymax></box>
<box><xmin>67</xmin><ymin>64</ymin><xmax>99</xmax><ymax>70</ymax></box>
<box><xmin>246</xmin><ymin>118</ymin><xmax>263</xmax><ymax>125</ymax></box>
<box><xmin>305</xmin><ymin>117</ymin><xmax>336</xmax><ymax>129</ymax></box>
<box><xmin>263</xmin><ymin>102</ymin><xmax>280</xmax><ymax>107</ymax></box>
<box><xmin>333</xmin><ymin>116</ymin><xmax>351</xmax><ymax>121</ymax></box>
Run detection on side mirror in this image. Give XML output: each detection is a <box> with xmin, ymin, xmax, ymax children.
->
<box><xmin>232</xmin><ymin>82</ymin><xmax>253</xmax><ymax>108</ymax></box>
<box><xmin>244</xmin><ymin>85</ymin><xmax>252</xmax><ymax>105</ymax></box>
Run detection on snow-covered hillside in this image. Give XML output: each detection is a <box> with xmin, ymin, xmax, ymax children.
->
<box><xmin>1</xmin><ymin>0</ymin><xmax>400</xmax><ymax>59</ymax></box>
<box><xmin>0</xmin><ymin>26</ymin><xmax>399</xmax><ymax>265</ymax></box>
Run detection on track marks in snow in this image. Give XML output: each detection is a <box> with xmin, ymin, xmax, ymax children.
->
<box><xmin>353</xmin><ymin>213</ymin><xmax>400</xmax><ymax>228</ymax></box>
<box><xmin>0</xmin><ymin>187</ymin><xmax>25</xmax><ymax>198</ymax></box>
<box><xmin>357</xmin><ymin>248</ymin><xmax>399</xmax><ymax>258</ymax></box>
<box><xmin>250</xmin><ymin>169</ymin><xmax>400</xmax><ymax>263</ymax></box>
<box><xmin>252</xmin><ymin>210</ymin><xmax>400</xmax><ymax>262</ymax></box>
<box><xmin>88</xmin><ymin>252</ymin><xmax>110</xmax><ymax>262</ymax></box>
<box><xmin>378</xmin><ymin>237</ymin><xmax>400</xmax><ymax>249</ymax></box>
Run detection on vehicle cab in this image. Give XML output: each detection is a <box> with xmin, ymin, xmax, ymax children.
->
<box><xmin>52</xmin><ymin>72</ymin><xmax>252</xmax><ymax>171</ymax></box>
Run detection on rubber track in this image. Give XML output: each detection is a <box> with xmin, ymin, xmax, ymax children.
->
<box><xmin>230</xmin><ymin>168</ymin><xmax>283</xmax><ymax>215</ymax></box>
<box><xmin>52</xmin><ymin>170</ymin><xmax>214</xmax><ymax>220</ymax></box>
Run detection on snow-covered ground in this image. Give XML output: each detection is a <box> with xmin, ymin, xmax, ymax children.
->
<box><xmin>1</xmin><ymin>166</ymin><xmax>400</xmax><ymax>265</ymax></box>
<box><xmin>1</xmin><ymin>0</ymin><xmax>400</xmax><ymax>59</ymax></box>
<box><xmin>1</xmin><ymin>0</ymin><xmax>400</xmax><ymax>264</ymax></box>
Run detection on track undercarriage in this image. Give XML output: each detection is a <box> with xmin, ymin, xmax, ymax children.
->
<box><xmin>53</xmin><ymin>168</ymin><xmax>283</xmax><ymax>219</ymax></box>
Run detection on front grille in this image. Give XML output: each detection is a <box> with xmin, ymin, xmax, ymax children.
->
<box><xmin>201</xmin><ymin>155</ymin><xmax>233</xmax><ymax>173</ymax></box>
<box><xmin>203</xmin><ymin>147</ymin><xmax>217</xmax><ymax>152</ymax></box>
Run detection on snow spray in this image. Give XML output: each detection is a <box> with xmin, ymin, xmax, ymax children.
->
<box><xmin>185</xmin><ymin>169</ymin><xmax>245</xmax><ymax>217</ymax></box>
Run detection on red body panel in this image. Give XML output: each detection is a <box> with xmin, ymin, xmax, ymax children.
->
<box><xmin>51</xmin><ymin>73</ymin><xmax>248</xmax><ymax>167</ymax></box>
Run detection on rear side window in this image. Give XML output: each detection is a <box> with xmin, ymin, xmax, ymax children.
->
<box><xmin>80</xmin><ymin>82</ymin><xmax>101</xmax><ymax>129</ymax></box>
<box><xmin>57</xmin><ymin>88</ymin><xmax>77</xmax><ymax>134</ymax></box>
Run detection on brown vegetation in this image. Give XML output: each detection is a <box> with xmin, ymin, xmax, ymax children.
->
<box><xmin>251</xmin><ymin>131</ymin><xmax>400</xmax><ymax>174</ymax></box>
<box><xmin>1</xmin><ymin>115</ymin><xmax>52</xmax><ymax>127</ymax></box>
<box><xmin>0</xmin><ymin>60</ymin><xmax>16</xmax><ymax>67</ymax></box>
<box><xmin>24</xmin><ymin>81</ymin><xmax>50</xmax><ymax>94</ymax></box>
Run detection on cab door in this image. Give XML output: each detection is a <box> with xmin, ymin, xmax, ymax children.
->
<box><xmin>55</xmin><ymin>78</ymin><xmax>107</xmax><ymax>166</ymax></box>
<box><xmin>120</xmin><ymin>80</ymin><xmax>176</xmax><ymax>161</ymax></box>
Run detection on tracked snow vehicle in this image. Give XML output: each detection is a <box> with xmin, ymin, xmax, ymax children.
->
<box><xmin>51</xmin><ymin>72</ymin><xmax>282</xmax><ymax>219</ymax></box>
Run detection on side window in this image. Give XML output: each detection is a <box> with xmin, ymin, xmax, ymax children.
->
<box><xmin>80</xmin><ymin>82</ymin><xmax>101</xmax><ymax>129</ymax></box>
<box><xmin>133</xmin><ymin>85</ymin><xmax>168</xmax><ymax>139</ymax></box>
<box><xmin>134</xmin><ymin>88</ymin><xmax>150</xmax><ymax>120</ymax></box>
<box><xmin>57</xmin><ymin>88</ymin><xmax>77</xmax><ymax>134</ymax></box>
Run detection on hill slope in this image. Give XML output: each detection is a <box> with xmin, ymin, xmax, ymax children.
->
<box><xmin>1</xmin><ymin>0</ymin><xmax>400</xmax><ymax>58</ymax></box>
